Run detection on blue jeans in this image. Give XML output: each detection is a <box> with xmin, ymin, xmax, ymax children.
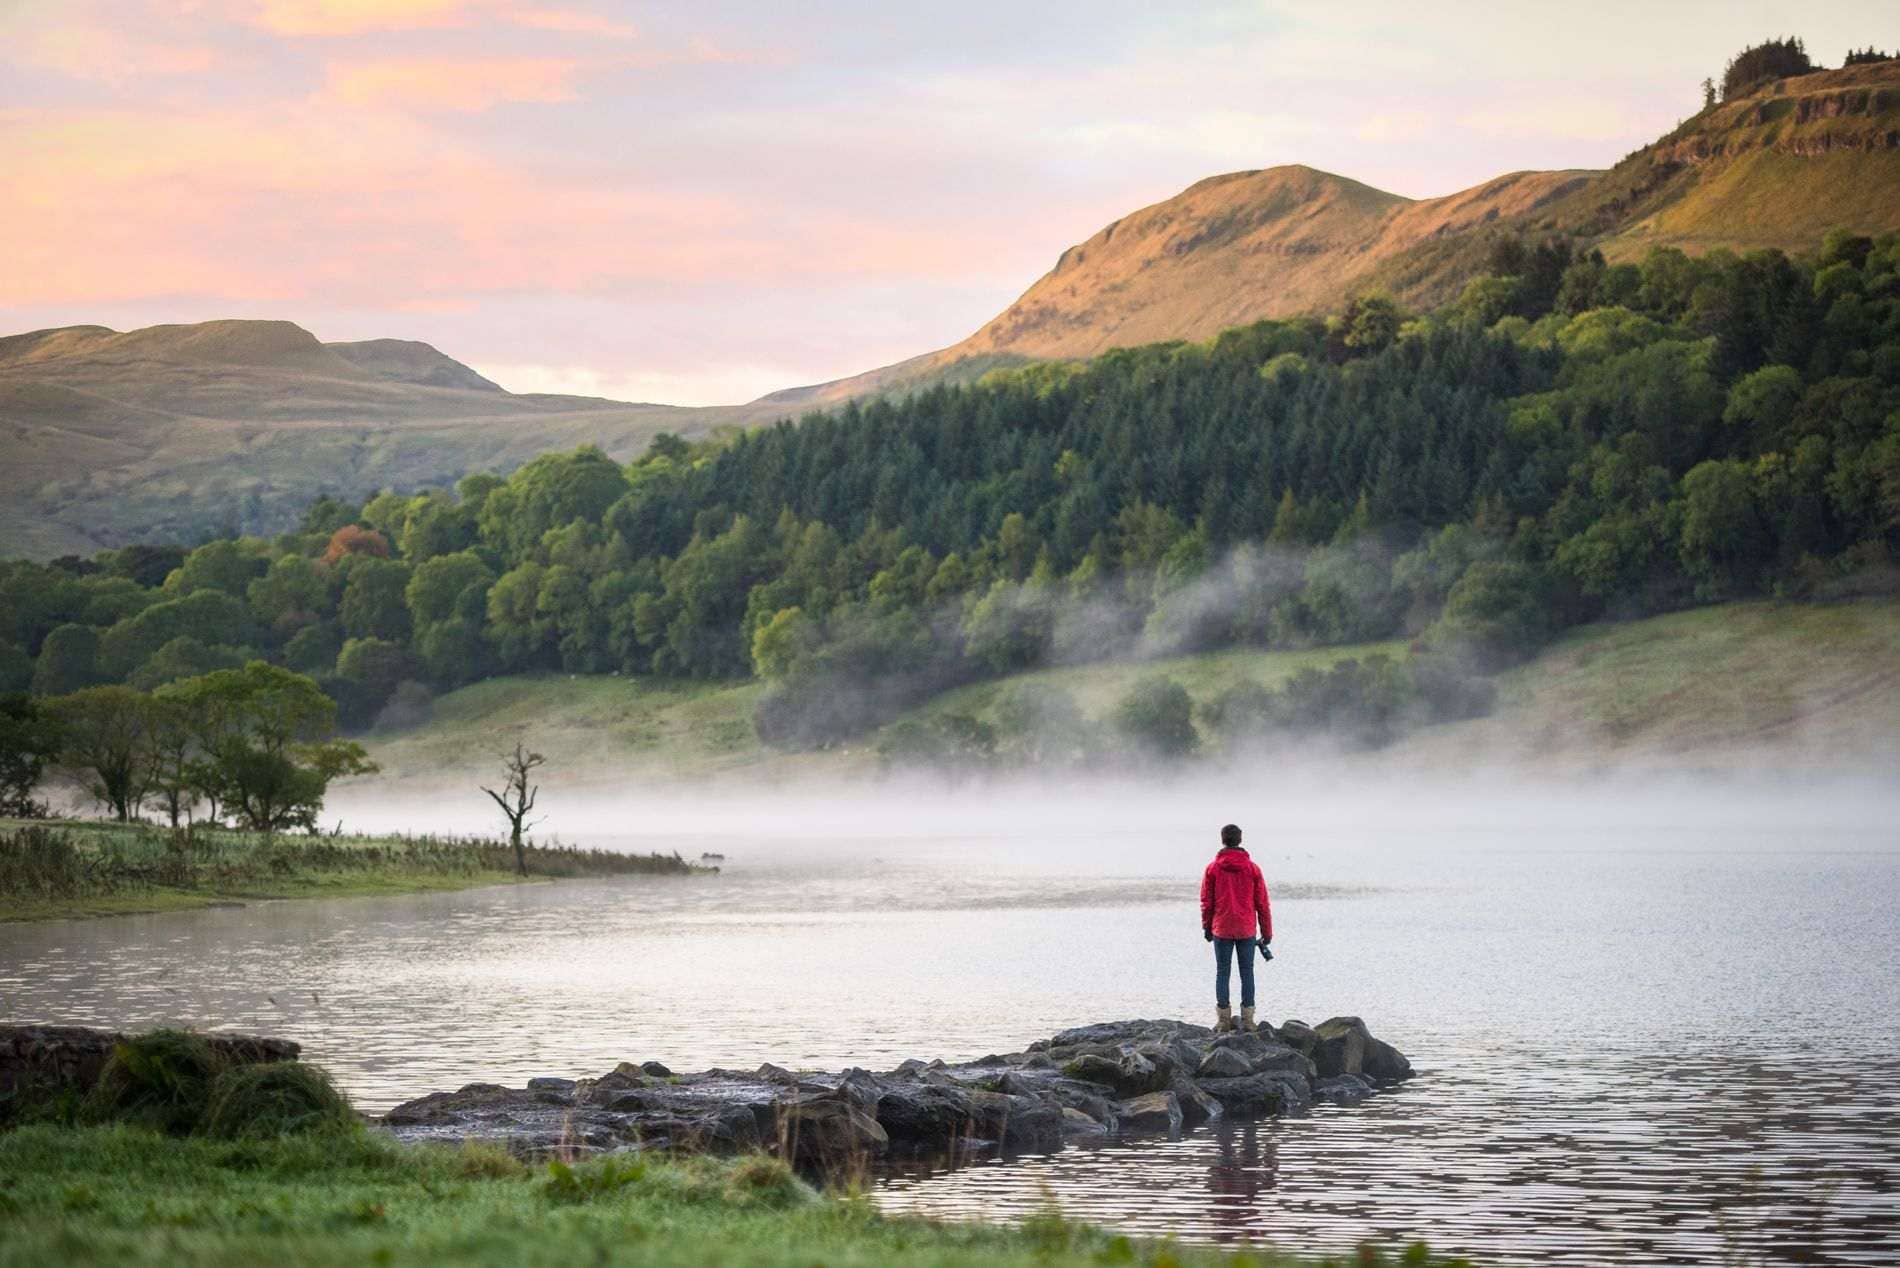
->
<box><xmin>1214</xmin><ymin>937</ymin><xmax>1256</xmax><ymax>1010</ymax></box>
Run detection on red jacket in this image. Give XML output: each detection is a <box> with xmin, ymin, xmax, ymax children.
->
<box><xmin>1201</xmin><ymin>846</ymin><xmax>1271</xmax><ymax>941</ymax></box>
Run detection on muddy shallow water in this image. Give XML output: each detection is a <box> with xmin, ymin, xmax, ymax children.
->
<box><xmin>4</xmin><ymin>777</ymin><xmax>1897</xmax><ymax>1264</ymax></box>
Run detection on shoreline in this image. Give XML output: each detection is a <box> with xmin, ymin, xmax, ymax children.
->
<box><xmin>0</xmin><ymin>819</ymin><xmax>711</xmax><ymax>924</ymax></box>
<box><xmin>378</xmin><ymin>1017</ymin><xmax>1412</xmax><ymax>1170</ymax></box>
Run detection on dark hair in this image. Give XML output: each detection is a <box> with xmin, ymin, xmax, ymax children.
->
<box><xmin>1220</xmin><ymin>824</ymin><xmax>1242</xmax><ymax>846</ymax></box>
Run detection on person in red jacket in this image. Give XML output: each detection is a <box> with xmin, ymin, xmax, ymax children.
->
<box><xmin>1200</xmin><ymin>823</ymin><xmax>1272</xmax><ymax>1033</ymax></box>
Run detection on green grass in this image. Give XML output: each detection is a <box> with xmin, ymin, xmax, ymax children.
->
<box><xmin>1407</xmin><ymin>598</ymin><xmax>1900</xmax><ymax>765</ymax></box>
<box><xmin>362</xmin><ymin>675</ymin><xmax>777</xmax><ymax>786</ymax></box>
<box><xmin>363</xmin><ymin>599</ymin><xmax>1900</xmax><ymax>785</ymax></box>
<box><xmin>915</xmin><ymin>641</ymin><xmax>1409</xmax><ymax>727</ymax></box>
<box><xmin>0</xmin><ymin>820</ymin><xmax>707</xmax><ymax>923</ymax></box>
<box><xmin>0</xmin><ymin>1125</ymin><xmax>1451</xmax><ymax>1268</ymax></box>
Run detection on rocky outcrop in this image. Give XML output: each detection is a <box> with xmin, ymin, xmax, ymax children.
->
<box><xmin>0</xmin><ymin>1024</ymin><xmax>298</xmax><ymax>1109</ymax></box>
<box><xmin>380</xmin><ymin>1016</ymin><xmax>1412</xmax><ymax>1172</ymax></box>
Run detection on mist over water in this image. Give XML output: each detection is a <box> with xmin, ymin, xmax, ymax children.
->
<box><xmin>6</xmin><ymin>769</ymin><xmax>1898</xmax><ymax>1263</ymax></box>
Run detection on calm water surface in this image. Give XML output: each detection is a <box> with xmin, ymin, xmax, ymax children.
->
<box><xmin>4</xmin><ymin>778</ymin><xmax>1897</xmax><ymax>1264</ymax></box>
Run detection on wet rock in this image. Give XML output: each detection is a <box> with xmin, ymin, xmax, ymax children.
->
<box><xmin>626</xmin><ymin>1103</ymin><xmax>763</xmax><ymax>1153</ymax></box>
<box><xmin>376</xmin><ymin>1014</ymin><xmax>1408</xmax><ymax>1169</ymax></box>
<box><xmin>1116</xmin><ymin>1091</ymin><xmax>1182</xmax><ymax>1137</ymax></box>
<box><xmin>775</xmin><ymin>1098</ymin><xmax>887</xmax><ymax>1168</ymax></box>
<box><xmin>829</xmin><ymin>1068</ymin><xmax>884</xmax><ymax>1114</ymax></box>
<box><xmin>875</xmin><ymin>1082</ymin><xmax>977</xmax><ymax>1152</ymax></box>
<box><xmin>993</xmin><ymin>1070</ymin><xmax>1046</xmax><ymax>1098</ymax></box>
<box><xmin>1197</xmin><ymin>1073</ymin><xmax>1300</xmax><ymax>1117</ymax></box>
<box><xmin>0</xmin><ymin>1025</ymin><xmax>297</xmax><ymax>1110</ymax></box>
<box><xmin>1249</xmin><ymin>1044</ymin><xmax>1317</xmax><ymax>1080</ymax></box>
<box><xmin>968</xmin><ymin>1090</ymin><xmax>1065</xmax><ymax>1152</ymax></box>
<box><xmin>1061</xmin><ymin>1106</ymin><xmax>1109</xmax><ymax>1137</ymax></box>
<box><xmin>1313</xmin><ymin>1074</ymin><xmax>1375</xmax><ymax>1104</ymax></box>
<box><xmin>1169</xmin><ymin>1075</ymin><xmax>1224</xmax><ymax>1128</ymax></box>
<box><xmin>1197</xmin><ymin>1047</ymin><xmax>1253</xmax><ymax>1079</ymax></box>
<box><xmin>1052</xmin><ymin>1084</ymin><xmax>1119</xmax><ymax>1127</ymax></box>
<box><xmin>1309</xmin><ymin>1017</ymin><xmax>1413</xmax><ymax>1082</ymax></box>
<box><xmin>1062</xmin><ymin>1051</ymin><xmax>1167</xmax><ymax>1097</ymax></box>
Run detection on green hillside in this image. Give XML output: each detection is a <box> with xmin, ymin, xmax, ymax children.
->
<box><xmin>357</xmin><ymin>600</ymin><xmax>1900</xmax><ymax>788</ymax></box>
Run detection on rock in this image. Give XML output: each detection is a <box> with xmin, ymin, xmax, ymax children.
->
<box><xmin>1116</xmin><ymin>1091</ymin><xmax>1182</xmax><ymax>1137</ymax></box>
<box><xmin>596</xmin><ymin>1067</ymin><xmax>648</xmax><ymax>1096</ymax></box>
<box><xmin>626</xmin><ymin>1102</ymin><xmax>763</xmax><ymax>1153</ymax></box>
<box><xmin>1197</xmin><ymin>1073</ymin><xmax>1301</xmax><ymax>1117</ymax></box>
<box><xmin>1309</xmin><ymin>1017</ymin><xmax>1413</xmax><ymax>1082</ymax></box>
<box><xmin>1049</xmin><ymin>1020</ymin><xmax>1214</xmax><ymax>1049</ymax></box>
<box><xmin>775</xmin><ymin>1098</ymin><xmax>887</xmax><ymax>1168</ymax></box>
<box><xmin>1053</xmin><ymin>1084</ymin><xmax>1119</xmax><ymax>1126</ymax></box>
<box><xmin>0</xmin><ymin>1025</ymin><xmax>297</xmax><ymax>1108</ymax></box>
<box><xmin>371</xmin><ymin>1014</ymin><xmax>1406</xmax><ymax>1168</ymax></box>
<box><xmin>1249</xmin><ymin>1043</ymin><xmax>1318</xmax><ymax>1080</ymax></box>
<box><xmin>1061</xmin><ymin>1106</ymin><xmax>1109</xmax><ymax>1137</ymax></box>
<box><xmin>830</xmin><ymin>1068</ymin><xmax>884</xmax><ymax>1113</ymax></box>
<box><xmin>1061</xmin><ymin>1051</ymin><xmax>1167</xmax><ymax>1097</ymax></box>
<box><xmin>968</xmin><ymin>1090</ymin><xmax>1065</xmax><ymax>1153</ymax></box>
<box><xmin>1197</xmin><ymin>1047</ymin><xmax>1253</xmax><ymax>1079</ymax></box>
<box><xmin>874</xmin><ymin>1082</ymin><xmax>977</xmax><ymax>1152</ymax></box>
<box><xmin>1169</xmin><ymin>1075</ymin><xmax>1224</xmax><ymax>1128</ymax></box>
<box><xmin>1313</xmin><ymin>1074</ymin><xmax>1375</xmax><ymax>1104</ymax></box>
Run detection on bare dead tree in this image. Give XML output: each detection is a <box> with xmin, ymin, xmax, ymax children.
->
<box><xmin>481</xmin><ymin>742</ymin><xmax>546</xmax><ymax>876</ymax></box>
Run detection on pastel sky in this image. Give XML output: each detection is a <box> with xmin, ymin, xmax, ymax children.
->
<box><xmin>1</xmin><ymin>1</ymin><xmax>1891</xmax><ymax>404</ymax></box>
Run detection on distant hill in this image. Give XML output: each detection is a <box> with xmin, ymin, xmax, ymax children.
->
<box><xmin>6</xmin><ymin>61</ymin><xmax>1897</xmax><ymax>558</ymax></box>
<box><xmin>774</xmin><ymin>60</ymin><xmax>1900</xmax><ymax>406</ymax></box>
<box><xmin>325</xmin><ymin>338</ymin><xmax>505</xmax><ymax>392</ymax></box>
<box><xmin>0</xmin><ymin>319</ymin><xmax>770</xmax><ymax>558</ymax></box>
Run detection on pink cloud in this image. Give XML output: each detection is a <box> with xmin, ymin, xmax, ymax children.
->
<box><xmin>245</xmin><ymin>0</ymin><xmax>474</xmax><ymax>36</ymax></box>
<box><xmin>17</xmin><ymin>24</ymin><xmax>220</xmax><ymax>82</ymax></box>
<box><xmin>509</xmin><ymin>7</ymin><xmax>637</xmax><ymax>39</ymax></box>
<box><xmin>323</xmin><ymin>55</ymin><xmax>586</xmax><ymax>111</ymax></box>
<box><xmin>0</xmin><ymin>98</ymin><xmax>1020</xmax><ymax>314</ymax></box>
<box><xmin>240</xmin><ymin>0</ymin><xmax>639</xmax><ymax>38</ymax></box>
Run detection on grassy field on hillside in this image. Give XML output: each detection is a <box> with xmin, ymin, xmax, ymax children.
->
<box><xmin>360</xmin><ymin>642</ymin><xmax>1401</xmax><ymax>786</ymax></box>
<box><xmin>0</xmin><ymin>1125</ymin><xmax>1444</xmax><ymax>1268</ymax></box>
<box><xmin>361</xmin><ymin>675</ymin><xmax>778</xmax><ymax>786</ymax></box>
<box><xmin>359</xmin><ymin>599</ymin><xmax>1900</xmax><ymax>787</ymax></box>
<box><xmin>1413</xmin><ymin>598</ymin><xmax>1900</xmax><ymax>767</ymax></box>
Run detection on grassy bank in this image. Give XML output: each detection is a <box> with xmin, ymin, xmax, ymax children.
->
<box><xmin>0</xmin><ymin>1124</ymin><xmax>1444</xmax><ymax>1268</ymax></box>
<box><xmin>360</xmin><ymin>598</ymin><xmax>1900</xmax><ymax>786</ymax></box>
<box><xmin>0</xmin><ymin>820</ymin><xmax>708</xmax><ymax>923</ymax></box>
<box><xmin>1402</xmin><ymin>598</ymin><xmax>1900</xmax><ymax>768</ymax></box>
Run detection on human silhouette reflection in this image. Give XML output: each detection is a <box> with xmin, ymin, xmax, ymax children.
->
<box><xmin>1206</xmin><ymin>1121</ymin><xmax>1279</xmax><ymax>1241</ymax></box>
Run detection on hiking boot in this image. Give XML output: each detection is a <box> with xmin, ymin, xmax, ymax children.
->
<box><xmin>1215</xmin><ymin>1006</ymin><xmax>1235</xmax><ymax>1033</ymax></box>
<box><xmin>1239</xmin><ymin>1006</ymin><xmax>1257</xmax><ymax>1033</ymax></box>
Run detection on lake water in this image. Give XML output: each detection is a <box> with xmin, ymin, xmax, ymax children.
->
<box><xmin>4</xmin><ymin>775</ymin><xmax>1898</xmax><ymax>1265</ymax></box>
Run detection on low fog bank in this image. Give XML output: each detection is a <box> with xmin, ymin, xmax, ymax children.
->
<box><xmin>327</xmin><ymin>764</ymin><xmax>1900</xmax><ymax>856</ymax></box>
